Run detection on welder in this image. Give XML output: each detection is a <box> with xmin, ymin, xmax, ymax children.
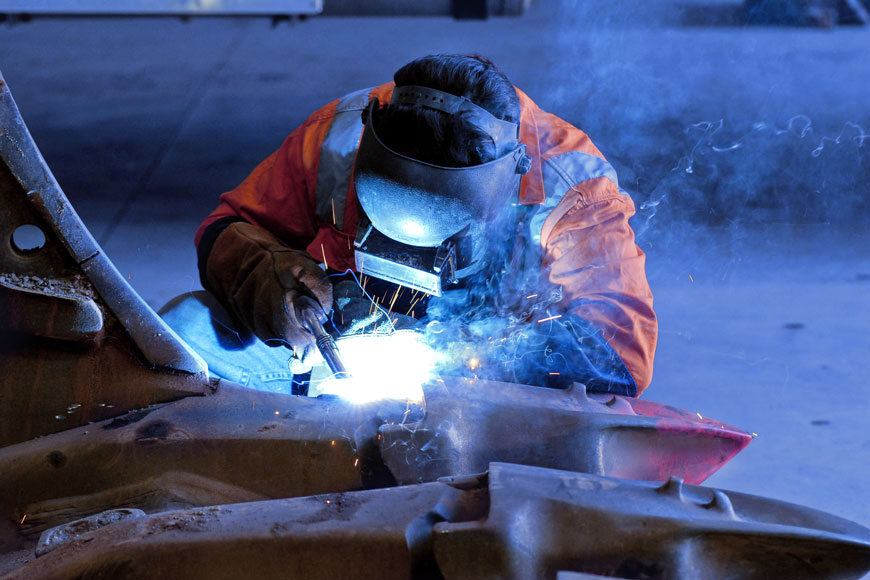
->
<box><xmin>161</xmin><ymin>55</ymin><xmax>657</xmax><ymax>397</ymax></box>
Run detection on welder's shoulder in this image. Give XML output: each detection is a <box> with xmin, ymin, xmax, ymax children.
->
<box><xmin>515</xmin><ymin>86</ymin><xmax>606</xmax><ymax>162</ymax></box>
<box><xmin>515</xmin><ymin>86</ymin><xmax>629</xmax><ymax>209</ymax></box>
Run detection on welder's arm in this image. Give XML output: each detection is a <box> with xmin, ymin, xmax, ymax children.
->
<box><xmin>199</xmin><ymin>220</ymin><xmax>333</xmax><ymax>368</ymax></box>
<box><xmin>542</xmin><ymin>176</ymin><xmax>657</xmax><ymax>395</ymax></box>
<box><xmin>194</xmin><ymin>102</ymin><xmax>333</xmax><ymax>257</ymax></box>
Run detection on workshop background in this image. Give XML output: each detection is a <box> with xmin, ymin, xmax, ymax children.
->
<box><xmin>1</xmin><ymin>0</ymin><xmax>868</xmax><ymax>543</ymax></box>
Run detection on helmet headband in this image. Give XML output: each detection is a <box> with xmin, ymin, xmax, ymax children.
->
<box><xmin>389</xmin><ymin>85</ymin><xmax>520</xmax><ymax>157</ymax></box>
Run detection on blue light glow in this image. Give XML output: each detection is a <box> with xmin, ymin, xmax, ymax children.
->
<box><xmin>308</xmin><ymin>331</ymin><xmax>442</xmax><ymax>403</ymax></box>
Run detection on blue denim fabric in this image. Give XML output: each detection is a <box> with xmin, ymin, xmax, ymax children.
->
<box><xmin>158</xmin><ymin>291</ymin><xmax>307</xmax><ymax>395</ymax></box>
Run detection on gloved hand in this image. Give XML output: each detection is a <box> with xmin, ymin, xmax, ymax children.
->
<box><xmin>205</xmin><ymin>221</ymin><xmax>333</xmax><ymax>372</ymax></box>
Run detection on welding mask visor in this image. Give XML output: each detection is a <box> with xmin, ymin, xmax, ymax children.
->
<box><xmin>353</xmin><ymin>95</ymin><xmax>530</xmax><ymax>295</ymax></box>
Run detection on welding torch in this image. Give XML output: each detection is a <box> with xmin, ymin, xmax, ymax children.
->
<box><xmin>294</xmin><ymin>295</ymin><xmax>352</xmax><ymax>379</ymax></box>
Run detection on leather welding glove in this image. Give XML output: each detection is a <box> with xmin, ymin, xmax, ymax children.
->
<box><xmin>205</xmin><ymin>221</ymin><xmax>333</xmax><ymax>372</ymax></box>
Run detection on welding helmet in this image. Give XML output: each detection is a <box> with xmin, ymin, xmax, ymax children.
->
<box><xmin>353</xmin><ymin>85</ymin><xmax>532</xmax><ymax>296</ymax></box>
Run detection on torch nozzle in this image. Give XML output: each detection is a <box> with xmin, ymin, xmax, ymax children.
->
<box><xmin>295</xmin><ymin>296</ymin><xmax>352</xmax><ymax>379</ymax></box>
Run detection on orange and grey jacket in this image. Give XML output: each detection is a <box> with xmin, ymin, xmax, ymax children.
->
<box><xmin>196</xmin><ymin>83</ymin><xmax>657</xmax><ymax>395</ymax></box>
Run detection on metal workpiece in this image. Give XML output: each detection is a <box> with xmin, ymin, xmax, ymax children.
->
<box><xmin>0</xmin><ymin>377</ymin><xmax>747</xmax><ymax>555</ymax></box>
<box><xmin>0</xmin><ymin>70</ymin><xmax>207</xmax><ymax>376</ymax></box>
<box><xmin>5</xmin><ymin>463</ymin><xmax>870</xmax><ymax>579</ymax></box>
<box><xmin>0</xmin><ymin>330</ymin><xmax>213</xmax><ymax>448</ymax></box>
<box><xmin>0</xmin><ymin>382</ymin><xmax>402</xmax><ymax>551</ymax></box>
<box><xmin>0</xmin><ymin>71</ymin><xmax>211</xmax><ymax>447</ymax></box>
<box><xmin>431</xmin><ymin>463</ymin><xmax>870</xmax><ymax>580</ymax></box>
<box><xmin>0</xmin><ymin>274</ymin><xmax>103</xmax><ymax>341</ymax></box>
<box><xmin>34</xmin><ymin>508</ymin><xmax>146</xmax><ymax>558</ymax></box>
<box><xmin>380</xmin><ymin>379</ymin><xmax>752</xmax><ymax>486</ymax></box>
<box><xmin>2</xmin><ymin>481</ymin><xmax>453</xmax><ymax>579</ymax></box>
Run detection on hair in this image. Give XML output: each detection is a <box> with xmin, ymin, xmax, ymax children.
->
<box><xmin>373</xmin><ymin>54</ymin><xmax>521</xmax><ymax>167</ymax></box>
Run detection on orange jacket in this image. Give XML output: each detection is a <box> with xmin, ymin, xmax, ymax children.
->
<box><xmin>197</xmin><ymin>83</ymin><xmax>657</xmax><ymax>394</ymax></box>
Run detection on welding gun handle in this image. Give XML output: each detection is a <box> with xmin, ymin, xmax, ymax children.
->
<box><xmin>316</xmin><ymin>334</ymin><xmax>351</xmax><ymax>378</ymax></box>
<box><xmin>295</xmin><ymin>295</ymin><xmax>328</xmax><ymax>335</ymax></box>
<box><xmin>295</xmin><ymin>295</ymin><xmax>352</xmax><ymax>379</ymax></box>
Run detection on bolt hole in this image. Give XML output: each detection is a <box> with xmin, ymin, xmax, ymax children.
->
<box><xmin>11</xmin><ymin>224</ymin><xmax>46</xmax><ymax>253</ymax></box>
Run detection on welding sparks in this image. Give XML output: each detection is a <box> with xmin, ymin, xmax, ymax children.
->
<box><xmin>19</xmin><ymin>515</ymin><xmax>26</xmax><ymax>524</ymax></box>
<box><xmin>406</xmin><ymin>292</ymin><xmax>425</xmax><ymax>315</ymax></box>
<box><xmin>468</xmin><ymin>358</ymin><xmax>480</xmax><ymax>371</ymax></box>
<box><xmin>537</xmin><ymin>314</ymin><xmax>563</xmax><ymax>323</ymax></box>
<box><xmin>388</xmin><ymin>286</ymin><xmax>401</xmax><ymax>313</ymax></box>
<box><xmin>320</xmin><ymin>243</ymin><xmax>328</xmax><ymax>271</ymax></box>
<box><xmin>689</xmin><ymin>274</ymin><xmax>695</xmax><ymax>283</ymax></box>
<box><xmin>525</xmin><ymin>294</ymin><xmax>538</xmax><ymax>299</ymax></box>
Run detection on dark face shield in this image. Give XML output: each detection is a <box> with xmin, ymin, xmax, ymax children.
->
<box><xmin>353</xmin><ymin>96</ymin><xmax>530</xmax><ymax>296</ymax></box>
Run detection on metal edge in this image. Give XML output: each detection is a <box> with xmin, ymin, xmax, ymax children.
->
<box><xmin>0</xmin><ymin>70</ymin><xmax>207</xmax><ymax>376</ymax></box>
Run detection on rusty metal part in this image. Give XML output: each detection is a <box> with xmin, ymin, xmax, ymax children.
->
<box><xmin>0</xmin><ymin>274</ymin><xmax>103</xmax><ymax>341</ymax></box>
<box><xmin>0</xmin><ymin>383</ymin><xmax>391</xmax><ymax>551</ymax></box>
<box><xmin>34</xmin><ymin>508</ymin><xmax>145</xmax><ymax>557</ymax></box>
<box><xmin>0</xmin><ymin>70</ymin><xmax>212</xmax><ymax>447</ymax></box>
<box><xmin>4</xmin><ymin>463</ymin><xmax>870</xmax><ymax>579</ymax></box>
<box><xmin>0</xmin><ymin>377</ymin><xmax>749</xmax><ymax>554</ymax></box>
<box><xmin>433</xmin><ymin>463</ymin><xmax>870</xmax><ymax>580</ymax></box>
<box><xmin>0</xmin><ymin>70</ymin><xmax>206</xmax><ymax>375</ymax></box>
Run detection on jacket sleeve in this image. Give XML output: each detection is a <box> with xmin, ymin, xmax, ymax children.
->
<box><xmin>541</xmin><ymin>175</ymin><xmax>657</xmax><ymax>394</ymax></box>
<box><xmin>194</xmin><ymin>102</ymin><xmax>339</xmax><ymax>253</ymax></box>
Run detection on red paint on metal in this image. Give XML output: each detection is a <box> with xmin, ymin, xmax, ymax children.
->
<box><xmin>589</xmin><ymin>394</ymin><xmax>753</xmax><ymax>484</ymax></box>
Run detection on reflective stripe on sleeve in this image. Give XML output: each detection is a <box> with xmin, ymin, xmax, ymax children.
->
<box><xmin>528</xmin><ymin>151</ymin><xmax>622</xmax><ymax>246</ymax></box>
<box><xmin>314</xmin><ymin>86</ymin><xmax>373</xmax><ymax>230</ymax></box>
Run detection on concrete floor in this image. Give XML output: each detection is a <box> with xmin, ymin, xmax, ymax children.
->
<box><xmin>1</xmin><ymin>0</ymin><xmax>869</xmax><ymax>567</ymax></box>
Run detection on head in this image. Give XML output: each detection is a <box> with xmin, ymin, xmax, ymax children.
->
<box><xmin>374</xmin><ymin>54</ymin><xmax>522</xmax><ymax>167</ymax></box>
<box><xmin>352</xmin><ymin>55</ymin><xmax>530</xmax><ymax>296</ymax></box>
